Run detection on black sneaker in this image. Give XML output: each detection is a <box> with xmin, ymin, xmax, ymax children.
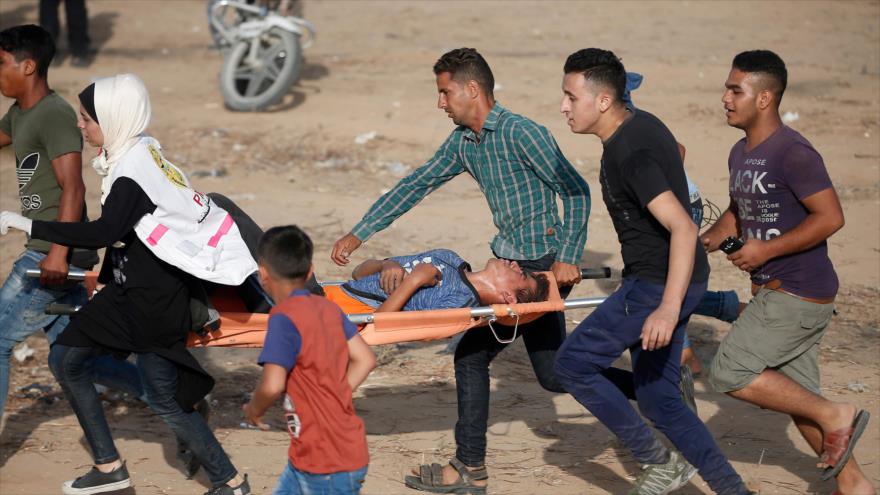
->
<box><xmin>679</xmin><ymin>364</ymin><xmax>698</xmax><ymax>416</ymax></box>
<box><xmin>204</xmin><ymin>474</ymin><xmax>251</xmax><ymax>495</ymax></box>
<box><xmin>62</xmin><ymin>462</ymin><xmax>132</xmax><ymax>495</ymax></box>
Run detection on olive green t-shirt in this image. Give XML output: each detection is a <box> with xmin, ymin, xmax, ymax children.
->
<box><xmin>0</xmin><ymin>92</ymin><xmax>99</xmax><ymax>268</ymax></box>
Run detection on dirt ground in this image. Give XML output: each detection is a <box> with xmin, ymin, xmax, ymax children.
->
<box><xmin>0</xmin><ymin>1</ymin><xmax>878</xmax><ymax>494</ymax></box>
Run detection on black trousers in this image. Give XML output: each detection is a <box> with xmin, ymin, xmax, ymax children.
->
<box><xmin>39</xmin><ymin>0</ymin><xmax>90</xmax><ymax>54</ymax></box>
<box><xmin>453</xmin><ymin>253</ymin><xmax>571</xmax><ymax>466</ymax></box>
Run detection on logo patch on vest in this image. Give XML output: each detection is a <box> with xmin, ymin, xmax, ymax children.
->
<box><xmin>147</xmin><ymin>144</ymin><xmax>188</xmax><ymax>189</ymax></box>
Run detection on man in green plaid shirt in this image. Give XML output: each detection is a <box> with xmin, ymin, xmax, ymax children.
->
<box><xmin>331</xmin><ymin>48</ymin><xmax>590</xmax><ymax>494</ymax></box>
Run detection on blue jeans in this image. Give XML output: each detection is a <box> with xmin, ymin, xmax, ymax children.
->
<box><xmin>684</xmin><ymin>290</ymin><xmax>741</xmax><ymax>350</ymax></box>
<box><xmin>0</xmin><ymin>250</ymin><xmax>143</xmax><ymax>414</ymax></box>
<box><xmin>49</xmin><ymin>345</ymin><xmax>237</xmax><ymax>486</ymax></box>
<box><xmin>555</xmin><ymin>278</ymin><xmax>747</xmax><ymax>495</ymax></box>
<box><xmin>273</xmin><ymin>462</ymin><xmax>367</xmax><ymax>495</ymax></box>
<box><xmin>135</xmin><ymin>352</ymin><xmax>237</xmax><ymax>487</ymax></box>
<box><xmin>694</xmin><ymin>289</ymin><xmax>740</xmax><ymax>323</ymax></box>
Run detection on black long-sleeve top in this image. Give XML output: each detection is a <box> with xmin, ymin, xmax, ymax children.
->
<box><xmin>31</xmin><ymin>177</ymin><xmax>213</xmax><ymax>408</ymax></box>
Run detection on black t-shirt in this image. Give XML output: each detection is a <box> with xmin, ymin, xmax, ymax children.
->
<box><xmin>600</xmin><ymin>109</ymin><xmax>709</xmax><ymax>284</ymax></box>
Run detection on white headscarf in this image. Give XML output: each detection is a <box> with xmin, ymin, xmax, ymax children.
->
<box><xmin>89</xmin><ymin>73</ymin><xmax>152</xmax><ymax>203</ymax></box>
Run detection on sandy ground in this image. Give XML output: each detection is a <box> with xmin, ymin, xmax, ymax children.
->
<box><xmin>0</xmin><ymin>1</ymin><xmax>878</xmax><ymax>494</ymax></box>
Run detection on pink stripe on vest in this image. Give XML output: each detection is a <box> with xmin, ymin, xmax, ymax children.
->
<box><xmin>147</xmin><ymin>224</ymin><xmax>169</xmax><ymax>246</ymax></box>
<box><xmin>208</xmin><ymin>214</ymin><xmax>234</xmax><ymax>248</ymax></box>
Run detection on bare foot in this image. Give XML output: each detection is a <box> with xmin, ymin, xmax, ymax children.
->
<box><xmin>817</xmin><ymin>402</ymin><xmax>859</xmax><ymax>469</ymax></box>
<box><xmin>680</xmin><ymin>347</ymin><xmax>703</xmax><ymax>375</ymax></box>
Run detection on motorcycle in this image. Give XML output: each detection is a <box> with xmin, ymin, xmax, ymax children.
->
<box><xmin>208</xmin><ymin>0</ymin><xmax>316</xmax><ymax>111</ymax></box>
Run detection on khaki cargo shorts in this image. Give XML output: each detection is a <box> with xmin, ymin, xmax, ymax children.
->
<box><xmin>709</xmin><ymin>288</ymin><xmax>834</xmax><ymax>395</ymax></box>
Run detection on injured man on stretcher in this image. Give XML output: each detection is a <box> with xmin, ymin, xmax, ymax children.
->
<box><xmin>323</xmin><ymin>249</ymin><xmax>551</xmax><ymax>314</ymax></box>
<box><xmin>196</xmin><ymin>194</ymin><xmax>550</xmax><ymax>323</ymax></box>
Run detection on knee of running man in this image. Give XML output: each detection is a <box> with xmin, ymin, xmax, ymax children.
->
<box><xmin>535</xmin><ymin>367</ymin><xmax>567</xmax><ymax>394</ymax></box>
<box><xmin>635</xmin><ymin>385</ymin><xmax>687</xmax><ymax>423</ymax></box>
<box><xmin>47</xmin><ymin>344</ymin><xmax>76</xmax><ymax>382</ymax></box>
<box><xmin>553</xmin><ymin>348</ymin><xmax>602</xmax><ymax>389</ymax></box>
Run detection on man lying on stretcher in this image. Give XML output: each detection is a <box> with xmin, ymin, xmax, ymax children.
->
<box><xmin>323</xmin><ymin>249</ymin><xmax>551</xmax><ymax>314</ymax></box>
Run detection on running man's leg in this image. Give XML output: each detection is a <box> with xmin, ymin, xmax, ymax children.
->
<box><xmin>453</xmin><ymin>325</ymin><xmax>510</xmax><ymax>469</ymax></box>
<box><xmin>632</xmin><ymin>325</ymin><xmax>746</xmax><ymax>494</ymax></box>
<box><xmin>0</xmin><ymin>251</ymin><xmax>82</xmax><ymax>414</ymax></box>
<box><xmin>554</xmin><ymin>280</ymin><xmax>669</xmax><ymax>465</ymax></box>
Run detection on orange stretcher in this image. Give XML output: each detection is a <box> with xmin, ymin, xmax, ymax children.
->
<box><xmin>28</xmin><ymin>268</ymin><xmax>609</xmax><ymax>347</ymax></box>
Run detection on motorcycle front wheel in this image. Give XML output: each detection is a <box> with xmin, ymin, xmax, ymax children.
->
<box><xmin>219</xmin><ymin>27</ymin><xmax>302</xmax><ymax>111</ymax></box>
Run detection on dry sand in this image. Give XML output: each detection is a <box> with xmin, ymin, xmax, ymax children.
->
<box><xmin>0</xmin><ymin>1</ymin><xmax>878</xmax><ymax>493</ymax></box>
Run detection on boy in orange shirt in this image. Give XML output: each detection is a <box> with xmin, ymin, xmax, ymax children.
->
<box><xmin>243</xmin><ymin>225</ymin><xmax>376</xmax><ymax>494</ymax></box>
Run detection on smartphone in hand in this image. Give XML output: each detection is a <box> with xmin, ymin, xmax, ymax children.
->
<box><xmin>719</xmin><ymin>236</ymin><xmax>745</xmax><ymax>255</ymax></box>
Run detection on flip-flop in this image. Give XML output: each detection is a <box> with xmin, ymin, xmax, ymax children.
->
<box><xmin>820</xmin><ymin>409</ymin><xmax>870</xmax><ymax>481</ymax></box>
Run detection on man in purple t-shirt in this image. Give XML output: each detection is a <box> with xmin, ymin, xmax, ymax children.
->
<box><xmin>702</xmin><ymin>50</ymin><xmax>873</xmax><ymax>494</ymax></box>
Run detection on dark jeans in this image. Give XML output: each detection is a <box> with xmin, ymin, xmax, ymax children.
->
<box><xmin>555</xmin><ymin>278</ymin><xmax>746</xmax><ymax>495</ymax></box>
<box><xmin>453</xmin><ymin>254</ymin><xmax>569</xmax><ymax>466</ymax></box>
<box><xmin>48</xmin><ymin>345</ymin><xmax>120</xmax><ymax>464</ymax></box>
<box><xmin>135</xmin><ymin>352</ymin><xmax>237</xmax><ymax>487</ymax></box>
<box><xmin>50</xmin><ymin>345</ymin><xmax>237</xmax><ymax>487</ymax></box>
<box><xmin>39</xmin><ymin>0</ymin><xmax>90</xmax><ymax>54</ymax></box>
<box><xmin>694</xmin><ymin>289</ymin><xmax>740</xmax><ymax>324</ymax></box>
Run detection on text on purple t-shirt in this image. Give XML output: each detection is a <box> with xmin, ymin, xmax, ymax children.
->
<box><xmin>728</xmin><ymin>125</ymin><xmax>838</xmax><ymax>298</ymax></box>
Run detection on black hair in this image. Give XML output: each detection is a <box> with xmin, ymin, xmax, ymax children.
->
<box><xmin>732</xmin><ymin>50</ymin><xmax>788</xmax><ymax>102</ymax></box>
<box><xmin>78</xmin><ymin>84</ymin><xmax>98</xmax><ymax>123</ymax></box>
<box><xmin>433</xmin><ymin>48</ymin><xmax>495</xmax><ymax>97</ymax></box>
<box><xmin>563</xmin><ymin>48</ymin><xmax>627</xmax><ymax>102</ymax></box>
<box><xmin>257</xmin><ymin>225</ymin><xmax>313</xmax><ymax>281</ymax></box>
<box><xmin>516</xmin><ymin>273</ymin><xmax>551</xmax><ymax>304</ymax></box>
<box><xmin>0</xmin><ymin>25</ymin><xmax>55</xmax><ymax>79</ymax></box>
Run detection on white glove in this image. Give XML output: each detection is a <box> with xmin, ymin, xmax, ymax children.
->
<box><xmin>0</xmin><ymin>211</ymin><xmax>33</xmax><ymax>236</ymax></box>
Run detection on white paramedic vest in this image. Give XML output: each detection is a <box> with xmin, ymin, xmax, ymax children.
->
<box><xmin>107</xmin><ymin>136</ymin><xmax>257</xmax><ymax>285</ymax></box>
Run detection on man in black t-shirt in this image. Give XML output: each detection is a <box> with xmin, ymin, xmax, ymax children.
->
<box><xmin>553</xmin><ymin>49</ymin><xmax>751</xmax><ymax>495</ymax></box>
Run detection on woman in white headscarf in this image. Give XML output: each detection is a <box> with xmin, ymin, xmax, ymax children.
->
<box><xmin>0</xmin><ymin>74</ymin><xmax>252</xmax><ymax>495</ymax></box>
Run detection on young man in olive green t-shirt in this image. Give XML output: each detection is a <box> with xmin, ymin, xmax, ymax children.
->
<box><xmin>0</xmin><ymin>25</ymin><xmax>138</xmax><ymax>420</ymax></box>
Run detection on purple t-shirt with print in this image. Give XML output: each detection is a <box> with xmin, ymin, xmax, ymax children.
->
<box><xmin>728</xmin><ymin>125</ymin><xmax>838</xmax><ymax>299</ymax></box>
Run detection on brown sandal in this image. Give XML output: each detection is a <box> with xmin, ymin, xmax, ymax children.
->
<box><xmin>819</xmin><ymin>410</ymin><xmax>870</xmax><ymax>481</ymax></box>
<box><xmin>404</xmin><ymin>458</ymin><xmax>488</xmax><ymax>494</ymax></box>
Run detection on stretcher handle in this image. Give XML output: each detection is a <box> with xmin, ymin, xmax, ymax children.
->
<box><xmin>346</xmin><ymin>296</ymin><xmax>607</xmax><ymax>325</ymax></box>
<box><xmin>44</xmin><ymin>303</ymin><xmax>81</xmax><ymax>315</ymax></box>
<box><xmin>25</xmin><ymin>268</ymin><xmax>88</xmax><ymax>281</ymax></box>
<box><xmin>580</xmin><ymin>267</ymin><xmax>611</xmax><ymax>279</ymax></box>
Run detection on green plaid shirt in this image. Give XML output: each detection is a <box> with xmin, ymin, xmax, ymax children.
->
<box><xmin>352</xmin><ymin>103</ymin><xmax>590</xmax><ymax>264</ymax></box>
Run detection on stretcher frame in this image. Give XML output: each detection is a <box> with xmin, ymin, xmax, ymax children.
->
<box><xmin>27</xmin><ymin>268</ymin><xmax>610</xmax><ymax>347</ymax></box>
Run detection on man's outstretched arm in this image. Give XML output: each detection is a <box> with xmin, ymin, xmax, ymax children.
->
<box><xmin>331</xmin><ymin>137</ymin><xmax>464</xmax><ymax>265</ymax></box>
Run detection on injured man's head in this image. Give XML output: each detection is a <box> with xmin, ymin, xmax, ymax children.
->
<box><xmin>474</xmin><ymin>259</ymin><xmax>551</xmax><ymax>305</ymax></box>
